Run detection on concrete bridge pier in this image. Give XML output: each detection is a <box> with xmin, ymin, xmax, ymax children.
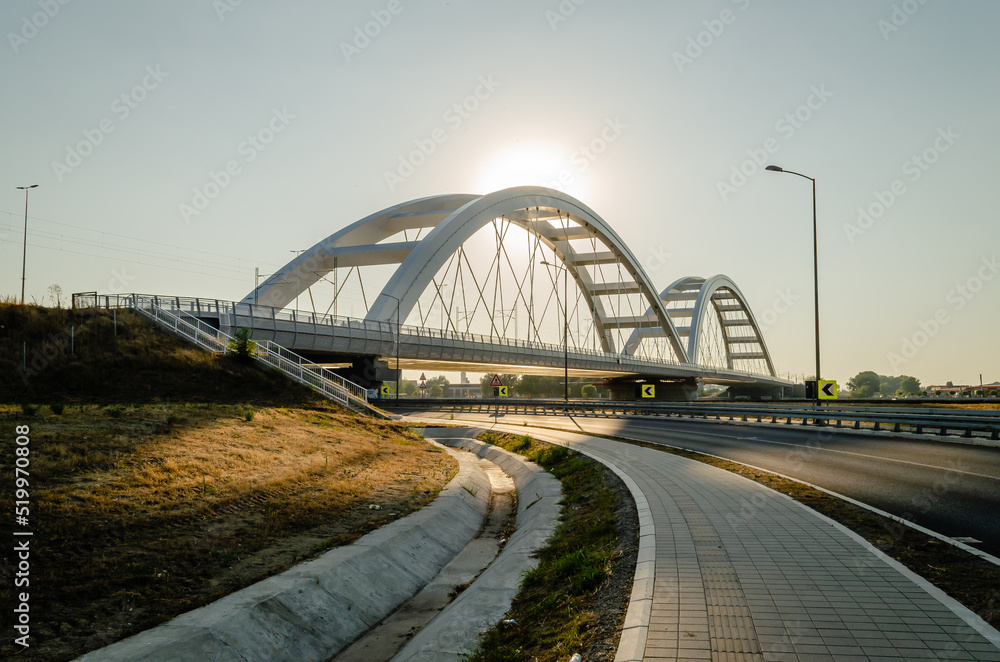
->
<box><xmin>724</xmin><ymin>384</ymin><xmax>789</xmax><ymax>400</ymax></box>
<box><xmin>331</xmin><ymin>357</ymin><xmax>398</xmax><ymax>390</ymax></box>
<box><xmin>604</xmin><ymin>377</ymin><xmax>699</xmax><ymax>402</ymax></box>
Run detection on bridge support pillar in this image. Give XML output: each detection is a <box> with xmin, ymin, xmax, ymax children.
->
<box><xmin>331</xmin><ymin>357</ymin><xmax>398</xmax><ymax>390</ymax></box>
<box><xmin>604</xmin><ymin>377</ymin><xmax>698</xmax><ymax>402</ymax></box>
<box><xmin>724</xmin><ymin>384</ymin><xmax>788</xmax><ymax>400</ymax></box>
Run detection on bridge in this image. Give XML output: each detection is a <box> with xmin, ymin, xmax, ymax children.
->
<box><xmin>235</xmin><ymin>186</ymin><xmax>789</xmax><ymax>398</ymax></box>
<box><xmin>79</xmin><ymin>186</ymin><xmax>791</xmax><ymax>400</ymax></box>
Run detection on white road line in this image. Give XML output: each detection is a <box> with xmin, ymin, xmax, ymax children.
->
<box><xmin>634</xmin><ymin>425</ymin><xmax>1000</xmax><ymax>481</ymax></box>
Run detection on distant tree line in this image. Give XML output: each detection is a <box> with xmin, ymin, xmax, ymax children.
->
<box><xmin>846</xmin><ymin>371</ymin><xmax>922</xmax><ymax>398</ymax></box>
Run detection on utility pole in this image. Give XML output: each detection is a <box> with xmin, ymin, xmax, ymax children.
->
<box><xmin>16</xmin><ymin>185</ymin><xmax>38</xmax><ymax>304</ymax></box>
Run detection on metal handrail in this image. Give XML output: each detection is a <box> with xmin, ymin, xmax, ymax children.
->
<box><xmin>117</xmin><ymin>295</ymin><xmax>371</xmax><ymax>411</ymax></box>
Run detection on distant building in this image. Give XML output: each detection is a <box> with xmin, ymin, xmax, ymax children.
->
<box><xmin>926</xmin><ymin>383</ymin><xmax>1000</xmax><ymax>395</ymax></box>
<box><xmin>445</xmin><ymin>382</ymin><xmax>479</xmax><ymax>398</ymax></box>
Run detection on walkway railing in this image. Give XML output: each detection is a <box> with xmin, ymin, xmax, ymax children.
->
<box><xmin>71</xmin><ymin>292</ymin><xmax>785</xmax><ymax>383</ymax></box>
<box><xmin>82</xmin><ymin>293</ymin><xmax>375</xmax><ymax>414</ymax></box>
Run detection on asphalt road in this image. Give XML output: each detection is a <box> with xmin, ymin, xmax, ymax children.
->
<box><xmin>400</xmin><ymin>409</ymin><xmax>1000</xmax><ymax>558</ymax></box>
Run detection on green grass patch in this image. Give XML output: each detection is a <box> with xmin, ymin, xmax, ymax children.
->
<box><xmin>466</xmin><ymin>432</ymin><xmax>620</xmax><ymax>662</ymax></box>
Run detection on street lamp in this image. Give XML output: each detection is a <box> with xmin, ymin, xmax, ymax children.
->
<box><xmin>541</xmin><ymin>260</ymin><xmax>569</xmax><ymax>401</ymax></box>
<box><xmin>15</xmin><ymin>185</ymin><xmax>38</xmax><ymax>304</ymax></box>
<box><xmin>380</xmin><ymin>293</ymin><xmax>401</xmax><ymax>402</ymax></box>
<box><xmin>765</xmin><ymin>165</ymin><xmax>821</xmax><ymax>405</ymax></box>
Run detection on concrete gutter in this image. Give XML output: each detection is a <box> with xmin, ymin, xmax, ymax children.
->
<box><xmin>75</xmin><ymin>442</ymin><xmax>491</xmax><ymax>662</ymax></box>
<box><xmin>391</xmin><ymin>429</ymin><xmax>562</xmax><ymax>662</ymax></box>
<box><xmin>441</xmin><ymin>420</ymin><xmax>657</xmax><ymax>662</ymax></box>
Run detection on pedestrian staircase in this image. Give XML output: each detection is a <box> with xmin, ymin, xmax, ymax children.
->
<box><xmin>120</xmin><ymin>295</ymin><xmax>385</xmax><ymax>417</ymax></box>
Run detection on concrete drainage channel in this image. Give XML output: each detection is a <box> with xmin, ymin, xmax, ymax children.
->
<box><xmin>75</xmin><ymin>429</ymin><xmax>560</xmax><ymax>662</ymax></box>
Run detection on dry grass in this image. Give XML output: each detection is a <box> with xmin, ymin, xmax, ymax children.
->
<box><xmin>0</xmin><ymin>402</ymin><xmax>456</xmax><ymax>662</ymax></box>
<box><xmin>1</xmin><ymin>303</ymin><xmax>313</xmax><ymax>404</ymax></box>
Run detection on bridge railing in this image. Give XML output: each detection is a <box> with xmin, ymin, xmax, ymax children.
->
<box><xmin>388</xmin><ymin>398</ymin><xmax>1000</xmax><ymax>441</ymax></box>
<box><xmin>72</xmin><ymin>293</ymin><xmax>782</xmax><ymax>381</ymax></box>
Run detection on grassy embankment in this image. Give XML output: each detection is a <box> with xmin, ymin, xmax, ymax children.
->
<box><xmin>465</xmin><ymin>432</ymin><xmax>631</xmax><ymax>662</ymax></box>
<box><xmin>0</xmin><ymin>303</ymin><xmax>457</xmax><ymax>662</ymax></box>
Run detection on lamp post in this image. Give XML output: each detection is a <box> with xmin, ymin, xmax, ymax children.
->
<box><xmin>541</xmin><ymin>260</ymin><xmax>569</xmax><ymax>401</ymax></box>
<box><xmin>15</xmin><ymin>185</ymin><xmax>38</xmax><ymax>304</ymax></box>
<box><xmin>381</xmin><ymin>293</ymin><xmax>401</xmax><ymax>402</ymax></box>
<box><xmin>765</xmin><ymin>165</ymin><xmax>821</xmax><ymax>406</ymax></box>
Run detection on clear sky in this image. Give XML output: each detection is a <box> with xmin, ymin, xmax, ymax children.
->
<box><xmin>2</xmin><ymin>1</ymin><xmax>998</xmax><ymax>388</ymax></box>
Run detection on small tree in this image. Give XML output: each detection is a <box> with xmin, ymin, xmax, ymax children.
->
<box><xmin>228</xmin><ymin>327</ymin><xmax>257</xmax><ymax>361</ymax></box>
<box><xmin>581</xmin><ymin>384</ymin><xmax>597</xmax><ymax>398</ymax></box>
<box><xmin>46</xmin><ymin>284</ymin><xmax>64</xmax><ymax>308</ymax></box>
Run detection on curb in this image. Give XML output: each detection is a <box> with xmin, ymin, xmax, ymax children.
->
<box><xmin>75</xmin><ymin>442</ymin><xmax>491</xmax><ymax>662</ymax></box>
<box><xmin>407</xmin><ymin>420</ymin><xmax>656</xmax><ymax>662</ymax></box>
<box><xmin>391</xmin><ymin>429</ymin><xmax>562</xmax><ymax>662</ymax></box>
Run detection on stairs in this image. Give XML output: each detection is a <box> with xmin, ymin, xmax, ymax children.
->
<box><xmin>126</xmin><ymin>296</ymin><xmax>387</xmax><ymax>417</ymax></box>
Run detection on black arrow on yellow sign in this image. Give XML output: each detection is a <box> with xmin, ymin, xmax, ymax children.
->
<box><xmin>641</xmin><ymin>384</ymin><xmax>655</xmax><ymax>398</ymax></box>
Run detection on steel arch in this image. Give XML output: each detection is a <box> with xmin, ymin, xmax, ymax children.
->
<box><xmin>242</xmin><ymin>193</ymin><xmax>480</xmax><ymax>309</ymax></box>
<box><xmin>244</xmin><ymin>186</ymin><xmax>689</xmax><ymax>361</ymax></box>
<box><xmin>624</xmin><ymin>275</ymin><xmax>776</xmax><ymax>376</ymax></box>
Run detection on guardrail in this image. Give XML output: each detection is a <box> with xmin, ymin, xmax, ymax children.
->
<box><xmin>386</xmin><ymin>398</ymin><xmax>1000</xmax><ymax>441</ymax></box>
<box><xmin>85</xmin><ymin>294</ymin><xmax>379</xmax><ymax>415</ymax></box>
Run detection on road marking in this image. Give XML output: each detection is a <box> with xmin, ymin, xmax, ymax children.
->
<box><xmin>644</xmin><ymin>426</ymin><xmax>1000</xmax><ymax>481</ymax></box>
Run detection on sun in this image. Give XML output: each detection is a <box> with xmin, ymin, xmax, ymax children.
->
<box><xmin>476</xmin><ymin>144</ymin><xmax>581</xmax><ymax>196</ymax></box>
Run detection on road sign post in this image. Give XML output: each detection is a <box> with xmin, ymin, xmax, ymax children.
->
<box><xmin>490</xmin><ymin>374</ymin><xmax>502</xmax><ymax>418</ymax></box>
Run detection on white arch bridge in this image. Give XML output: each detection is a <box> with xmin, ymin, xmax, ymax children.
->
<box><xmin>229</xmin><ymin>186</ymin><xmax>789</xmax><ymax>399</ymax></box>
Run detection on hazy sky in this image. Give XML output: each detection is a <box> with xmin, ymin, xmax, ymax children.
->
<box><xmin>2</xmin><ymin>1</ymin><xmax>998</xmax><ymax>387</ymax></box>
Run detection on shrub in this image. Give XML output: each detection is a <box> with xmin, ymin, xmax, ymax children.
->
<box><xmin>243</xmin><ymin>409</ymin><xmax>255</xmax><ymax>422</ymax></box>
<box><xmin>228</xmin><ymin>327</ymin><xmax>257</xmax><ymax>361</ymax></box>
<box><xmin>50</xmin><ymin>403</ymin><xmax>65</xmax><ymax>415</ymax></box>
<box><xmin>20</xmin><ymin>403</ymin><xmax>37</xmax><ymax>416</ymax></box>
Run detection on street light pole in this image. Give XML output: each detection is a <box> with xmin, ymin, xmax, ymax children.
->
<box><xmin>15</xmin><ymin>185</ymin><xmax>38</xmax><ymax>304</ymax></box>
<box><xmin>542</xmin><ymin>260</ymin><xmax>569</xmax><ymax>401</ymax></box>
<box><xmin>765</xmin><ymin>165</ymin><xmax>821</xmax><ymax>406</ymax></box>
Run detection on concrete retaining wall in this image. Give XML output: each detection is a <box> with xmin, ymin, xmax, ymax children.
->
<box><xmin>392</xmin><ymin>429</ymin><xmax>562</xmax><ymax>661</ymax></box>
<box><xmin>76</xmin><ymin>443</ymin><xmax>491</xmax><ymax>662</ymax></box>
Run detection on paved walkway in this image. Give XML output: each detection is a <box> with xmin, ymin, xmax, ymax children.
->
<box><xmin>489</xmin><ymin>424</ymin><xmax>1000</xmax><ymax>662</ymax></box>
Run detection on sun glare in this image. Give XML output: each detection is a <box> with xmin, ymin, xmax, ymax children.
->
<box><xmin>476</xmin><ymin>145</ymin><xmax>582</xmax><ymax>197</ymax></box>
